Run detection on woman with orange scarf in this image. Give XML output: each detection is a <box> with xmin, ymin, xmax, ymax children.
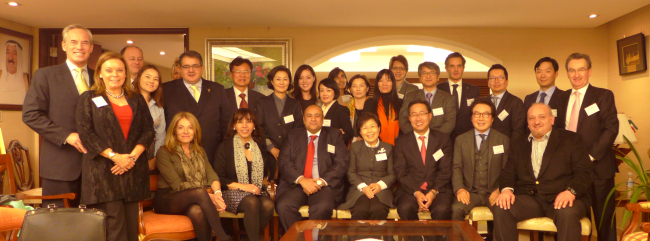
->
<box><xmin>363</xmin><ymin>69</ymin><xmax>402</xmax><ymax>145</ymax></box>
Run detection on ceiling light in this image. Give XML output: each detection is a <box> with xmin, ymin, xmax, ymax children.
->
<box><xmin>126</xmin><ymin>40</ymin><xmax>133</xmax><ymax>44</ymax></box>
<box><xmin>7</xmin><ymin>2</ymin><xmax>19</xmax><ymax>6</ymax></box>
<box><xmin>160</xmin><ymin>51</ymin><xmax>165</xmax><ymax>55</ymax></box>
<box><xmin>589</xmin><ymin>14</ymin><xmax>598</xmax><ymax>18</ymax></box>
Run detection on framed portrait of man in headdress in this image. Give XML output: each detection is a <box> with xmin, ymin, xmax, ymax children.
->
<box><xmin>0</xmin><ymin>27</ymin><xmax>32</xmax><ymax>110</ymax></box>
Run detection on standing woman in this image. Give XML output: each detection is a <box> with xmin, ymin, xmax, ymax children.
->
<box><xmin>364</xmin><ymin>69</ymin><xmax>402</xmax><ymax>145</ymax></box>
<box><xmin>328</xmin><ymin>67</ymin><xmax>351</xmax><ymax>106</ymax></box>
<box><xmin>338</xmin><ymin>113</ymin><xmax>395</xmax><ymax>219</ymax></box>
<box><xmin>76</xmin><ymin>52</ymin><xmax>154</xmax><ymax>241</ymax></box>
<box><xmin>346</xmin><ymin>75</ymin><xmax>373</xmax><ymax>142</ymax></box>
<box><xmin>132</xmin><ymin>64</ymin><xmax>165</xmax><ymax>170</ymax></box>
<box><xmin>154</xmin><ymin>112</ymin><xmax>230</xmax><ymax>241</ymax></box>
<box><xmin>318</xmin><ymin>78</ymin><xmax>353</xmax><ymax>144</ymax></box>
<box><xmin>215</xmin><ymin>109</ymin><xmax>275</xmax><ymax>241</ymax></box>
<box><xmin>256</xmin><ymin>65</ymin><xmax>304</xmax><ymax>161</ymax></box>
<box><xmin>291</xmin><ymin>64</ymin><xmax>318</xmax><ymax>111</ymax></box>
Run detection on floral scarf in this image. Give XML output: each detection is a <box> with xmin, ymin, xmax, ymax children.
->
<box><xmin>175</xmin><ymin>145</ymin><xmax>207</xmax><ymax>191</ymax></box>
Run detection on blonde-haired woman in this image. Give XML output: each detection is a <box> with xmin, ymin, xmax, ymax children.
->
<box><xmin>76</xmin><ymin>51</ymin><xmax>154</xmax><ymax>241</ymax></box>
<box><xmin>154</xmin><ymin>112</ymin><xmax>231</xmax><ymax>241</ymax></box>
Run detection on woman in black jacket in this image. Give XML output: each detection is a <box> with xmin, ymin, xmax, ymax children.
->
<box><xmin>318</xmin><ymin>78</ymin><xmax>353</xmax><ymax>144</ymax></box>
<box><xmin>214</xmin><ymin>109</ymin><xmax>276</xmax><ymax>241</ymax></box>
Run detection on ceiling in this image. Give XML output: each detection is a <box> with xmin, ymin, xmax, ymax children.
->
<box><xmin>92</xmin><ymin>34</ymin><xmax>185</xmax><ymax>70</ymax></box>
<box><xmin>1</xmin><ymin>0</ymin><xmax>649</xmax><ymax>28</ymax></box>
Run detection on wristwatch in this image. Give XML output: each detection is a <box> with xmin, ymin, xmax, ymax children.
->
<box><xmin>566</xmin><ymin>187</ymin><xmax>577</xmax><ymax>195</ymax></box>
<box><xmin>108</xmin><ymin>151</ymin><xmax>116</xmax><ymax>160</ymax></box>
<box><xmin>316</xmin><ymin>179</ymin><xmax>324</xmax><ymax>187</ymax></box>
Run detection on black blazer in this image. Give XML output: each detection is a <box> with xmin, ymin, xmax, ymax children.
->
<box><xmin>255</xmin><ymin>94</ymin><xmax>305</xmax><ymax>151</ymax></box>
<box><xmin>213</xmin><ymin>137</ymin><xmax>276</xmax><ymax>190</ymax></box>
<box><xmin>162</xmin><ymin>79</ymin><xmax>232</xmax><ymax>168</ymax></box>
<box><xmin>323</xmin><ymin>102</ymin><xmax>353</xmax><ymax>144</ymax></box>
<box><xmin>499</xmin><ymin>129</ymin><xmax>592</xmax><ymax>205</ymax></box>
<box><xmin>393</xmin><ymin>128</ymin><xmax>452</xmax><ymax>196</ymax></box>
<box><xmin>76</xmin><ymin>92</ymin><xmax>154</xmax><ymax>204</ymax></box>
<box><xmin>225</xmin><ymin>87</ymin><xmax>264</xmax><ymax>113</ymax></box>
<box><xmin>437</xmin><ymin>82</ymin><xmax>481</xmax><ymax>141</ymax></box>
<box><xmin>523</xmin><ymin>87</ymin><xmax>565</xmax><ymax>135</ymax></box>
<box><xmin>483</xmin><ymin>91</ymin><xmax>526</xmax><ymax>141</ymax></box>
<box><xmin>554</xmin><ymin>85</ymin><xmax>619</xmax><ymax>180</ymax></box>
<box><xmin>22</xmin><ymin>63</ymin><xmax>95</xmax><ymax>181</ymax></box>
<box><xmin>276</xmin><ymin>127</ymin><xmax>350</xmax><ymax>204</ymax></box>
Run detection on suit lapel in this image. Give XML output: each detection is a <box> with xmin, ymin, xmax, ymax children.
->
<box><xmin>577</xmin><ymin>85</ymin><xmax>594</xmax><ymax>131</ymax></box>
<box><xmin>124</xmin><ymin>95</ymin><xmax>139</xmax><ymax>143</ymax></box>
<box><xmin>197</xmin><ymin>79</ymin><xmax>213</xmax><ymax>115</ymax></box>
<box><xmin>467</xmin><ymin>133</ymin><xmax>476</xmax><ymax>171</ymax></box>
<box><xmin>524</xmin><ymin>138</ymin><xmax>535</xmax><ymax>179</ymax></box>
<box><xmin>297</xmin><ymin>130</ymin><xmax>310</xmax><ymax>173</ymax></box>
<box><xmin>407</xmin><ymin>133</ymin><xmax>423</xmax><ymax>166</ymax></box>
<box><xmin>431</xmin><ymin>90</ymin><xmax>443</xmax><ymax>107</ymax></box>
<box><xmin>549</xmin><ymin>87</ymin><xmax>563</xmax><ymax>107</ymax></box>
<box><xmin>58</xmin><ymin>64</ymin><xmax>80</xmax><ymax>97</ymax></box>
<box><xmin>425</xmin><ymin>131</ymin><xmax>436</xmax><ymax>168</ymax></box>
<box><xmin>316</xmin><ymin>128</ymin><xmax>329</xmax><ymax>175</ymax></box>
<box><xmin>226</xmin><ymin>88</ymin><xmax>238</xmax><ymax>112</ymax></box>
<box><xmin>495</xmin><ymin>91</ymin><xmax>509</xmax><ymax>115</ymax></box>
<box><xmin>175</xmin><ymin>79</ymin><xmax>196</xmax><ymax>114</ymax></box>
<box><xmin>538</xmin><ymin>131</ymin><xmax>560</xmax><ymax>177</ymax></box>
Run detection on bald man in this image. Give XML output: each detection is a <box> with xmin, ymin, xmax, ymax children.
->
<box><xmin>275</xmin><ymin>105</ymin><xmax>349</xmax><ymax>230</ymax></box>
<box><xmin>121</xmin><ymin>45</ymin><xmax>144</xmax><ymax>83</ymax></box>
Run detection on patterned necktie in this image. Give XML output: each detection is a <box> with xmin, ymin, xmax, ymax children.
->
<box><xmin>190</xmin><ymin>85</ymin><xmax>200</xmax><ymax>102</ymax></box>
<box><xmin>492</xmin><ymin>96</ymin><xmax>499</xmax><ymax>108</ymax></box>
<box><xmin>539</xmin><ymin>92</ymin><xmax>547</xmax><ymax>104</ymax></box>
<box><xmin>568</xmin><ymin>91</ymin><xmax>581</xmax><ymax>132</ymax></box>
<box><xmin>478</xmin><ymin>134</ymin><xmax>486</xmax><ymax>151</ymax></box>
<box><xmin>239</xmin><ymin>93</ymin><xmax>248</xmax><ymax>109</ymax></box>
<box><xmin>426</xmin><ymin>93</ymin><xmax>433</xmax><ymax>105</ymax></box>
<box><xmin>303</xmin><ymin>135</ymin><xmax>318</xmax><ymax>178</ymax></box>
<box><xmin>75</xmin><ymin>68</ymin><xmax>89</xmax><ymax>94</ymax></box>
<box><xmin>452</xmin><ymin>84</ymin><xmax>459</xmax><ymax>109</ymax></box>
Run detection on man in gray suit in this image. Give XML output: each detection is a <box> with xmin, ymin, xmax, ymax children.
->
<box><xmin>399</xmin><ymin>61</ymin><xmax>456</xmax><ymax>135</ymax></box>
<box><xmin>451</xmin><ymin>98</ymin><xmax>509</xmax><ymax>220</ymax></box>
<box><xmin>23</xmin><ymin>24</ymin><xmax>95</xmax><ymax>208</ymax></box>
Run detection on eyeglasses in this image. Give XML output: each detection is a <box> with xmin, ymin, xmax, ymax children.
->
<box><xmin>473</xmin><ymin>112</ymin><xmax>492</xmax><ymax>118</ymax></box>
<box><xmin>409</xmin><ymin>111</ymin><xmax>429</xmax><ymax>118</ymax></box>
<box><xmin>420</xmin><ymin>72</ymin><xmax>438</xmax><ymax>77</ymax></box>
<box><xmin>567</xmin><ymin>68</ymin><xmax>588</xmax><ymax>75</ymax></box>
<box><xmin>391</xmin><ymin>67</ymin><xmax>406</xmax><ymax>72</ymax></box>
<box><xmin>233</xmin><ymin>70</ymin><xmax>251</xmax><ymax>75</ymax></box>
<box><xmin>181</xmin><ymin>64</ymin><xmax>202</xmax><ymax>70</ymax></box>
<box><xmin>489</xmin><ymin>76</ymin><xmax>506</xmax><ymax>82</ymax></box>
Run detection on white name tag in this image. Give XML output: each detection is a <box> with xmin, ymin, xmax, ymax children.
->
<box><xmin>92</xmin><ymin>97</ymin><xmax>108</xmax><ymax>108</ymax></box>
<box><xmin>375</xmin><ymin>153</ymin><xmax>387</xmax><ymax>161</ymax></box>
<box><xmin>327</xmin><ymin>144</ymin><xmax>335</xmax><ymax>154</ymax></box>
<box><xmin>551</xmin><ymin>109</ymin><xmax>558</xmax><ymax>117</ymax></box>
<box><xmin>585</xmin><ymin>103</ymin><xmax>600</xmax><ymax>116</ymax></box>
<box><xmin>493</xmin><ymin>145</ymin><xmax>504</xmax><ymax>154</ymax></box>
<box><xmin>323</xmin><ymin>119</ymin><xmax>331</xmax><ymax>127</ymax></box>
<box><xmin>433</xmin><ymin>149</ymin><xmax>444</xmax><ymax>161</ymax></box>
<box><xmin>498</xmin><ymin>110</ymin><xmax>509</xmax><ymax>121</ymax></box>
<box><xmin>467</xmin><ymin>98</ymin><xmax>474</xmax><ymax>106</ymax></box>
<box><xmin>432</xmin><ymin>107</ymin><xmax>444</xmax><ymax>116</ymax></box>
<box><xmin>397</xmin><ymin>93</ymin><xmax>404</xmax><ymax>99</ymax></box>
<box><xmin>283</xmin><ymin>115</ymin><xmax>294</xmax><ymax>124</ymax></box>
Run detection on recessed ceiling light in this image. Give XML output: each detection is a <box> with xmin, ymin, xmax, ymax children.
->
<box><xmin>126</xmin><ymin>40</ymin><xmax>133</xmax><ymax>44</ymax></box>
<box><xmin>589</xmin><ymin>14</ymin><xmax>598</xmax><ymax>18</ymax></box>
<box><xmin>7</xmin><ymin>2</ymin><xmax>19</xmax><ymax>6</ymax></box>
<box><xmin>160</xmin><ymin>51</ymin><xmax>166</xmax><ymax>55</ymax></box>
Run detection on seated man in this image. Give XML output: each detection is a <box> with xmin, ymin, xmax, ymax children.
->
<box><xmin>451</xmin><ymin>98</ymin><xmax>509</xmax><ymax>221</ymax></box>
<box><xmin>275</xmin><ymin>105</ymin><xmax>349</xmax><ymax>230</ymax></box>
<box><xmin>493</xmin><ymin>103</ymin><xmax>592</xmax><ymax>241</ymax></box>
<box><xmin>394</xmin><ymin>100</ymin><xmax>453</xmax><ymax>220</ymax></box>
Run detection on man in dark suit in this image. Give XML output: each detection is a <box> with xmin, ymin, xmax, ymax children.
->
<box><xmin>484</xmin><ymin>64</ymin><xmax>526</xmax><ymax>141</ymax></box>
<box><xmin>523</xmin><ymin>57</ymin><xmax>565</xmax><ymax>115</ymax></box>
<box><xmin>275</xmin><ymin>105</ymin><xmax>349</xmax><ymax>230</ymax></box>
<box><xmin>399</xmin><ymin>61</ymin><xmax>456</xmax><ymax>135</ymax></box>
<box><xmin>554</xmin><ymin>53</ymin><xmax>619</xmax><ymax>241</ymax></box>
<box><xmin>451</xmin><ymin>98</ymin><xmax>509</xmax><ymax>221</ymax></box>
<box><xmin>493</xmin><ymin>103</ymin><xmax>592</xmax><ymax>241</ymax></box>
<box><xmin>224</xmin><ymin>56</ymin><xmax>264</xmax><ymax>113</ymax></box>
<box><xmin>394</xmin><ymin>100</ymin><xmax>453</xmax><ymax>221</ymax></box>
<box><xmin>22</xmin><ymin>25</ymin><xmax>95</xmax><ymax>207</ymax></box>
<box><xmin>162</xmin><ymin>50</ymin><xmax>232</xmax><ymax>167</ymax></box>
<box><xmin>437</xmin><ymin>52</ymin><xmax>481</xmax><ymax>142</ymax></box>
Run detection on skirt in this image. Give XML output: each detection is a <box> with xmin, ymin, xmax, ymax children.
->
<box><xmin>223</xmin><ymin>189</ymin><xmax>269</xmax><ymax>214</ymax></box>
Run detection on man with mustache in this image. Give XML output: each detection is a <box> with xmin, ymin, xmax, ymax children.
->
<box><xmin>0</xmin><ymin>39</ymin><xmax>29</xmax><ymax>105</ymax></box>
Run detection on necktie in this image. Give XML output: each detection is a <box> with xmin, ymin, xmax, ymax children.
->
<box><xmin>75</xmin><ymin>68</ymin><xmax>89</xmax><ymax>94</ymax></box>
<box><xmin>426</xmin><ymin>93</ymin><xmax>433</xmax><ymax>105</ymax></box>
<box><xmin>419</xmin><ymin>135</ymin><xmax>428</xmax><ymax>190</ymax></box>
<box><xmin>568</xmin><ymin>91</ymin><xmax>581</xmax><ymax>132</ymax></box>
<box><xmin>190</xmin><ymin>85</ymin><xmax>200</xmax><ymax>103</ymax></box>
<box><xmin>239</xmin><ymin>93</ymin><xmax>248</xmax><ymax>109</ymax></box>
<box><xmin>539</xmin><ymin>92</ymin><xmax>547</xmax><ymax>104</ymax></box>
<box><xmin>452</xmin><ymin>84</ymin><xmax>459</xmax><ymax>109</ymax></box>
<box><xmin>478</xmin><ymin>134</ymin><xmax>486</xmax><ymax>151</ymax></box>
<box><xmin>303</xmin><ymin>135</ymin><xmax>318</xmax><ymax>178</ymax></box>
<box><xmin>492</xmin><ymin>96</ymin><xmax>499</xmax><ymax>108</ymax></box>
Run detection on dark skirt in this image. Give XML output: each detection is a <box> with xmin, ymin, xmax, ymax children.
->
<box><xmin>223</xmin><ymin>189</ymin><xmax>269</xmax><ymax>214</ymax></box>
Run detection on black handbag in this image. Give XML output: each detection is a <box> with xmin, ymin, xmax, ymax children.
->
<box><xmin>18</xmin><ymin>204</ymin><xmax>106</xmax><ymax>241</ymax></box>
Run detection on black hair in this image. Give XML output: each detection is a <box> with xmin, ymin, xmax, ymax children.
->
<box><xmin>487</xmin><ymin>64</ymin><xmax>508</xmax><ymax>80</ymax></box>
<box><xmin>291</xmin><ymin>64</ymin><xmax>317</xmax><ymax>101</ymax></box>
<box><xmin>356</xmin><ymin>112</ymin><xmax>382</xmax><ymax>137</ymax></box>
<box><xmin>266</xmin><ymin>65</ymin><xmax>293</xmax><ymax>92</ymax></box>
<box><xmin>229</xmin><ymin>56</ymin><xmax>253</xmax><ymax>71</ymax></box>
<box><xmin>179</xmin><ymin>50</ymin><xmax>203</xmax><ymax>66</ymax></box>
<box><xmin>373</xmin><ymin>69</ymin><xmax>402</xmax><ymax>119</ymax></box>
<box><xmin>469</xmin><ymin>98</ymin><xmax>496</xmax><ymax>120</ymax></box>
<box><xmin>318</xmin><ymin>78</ymin><xmax>340</xmax><ymax>100</ymax></box>
<box><xmin>534</xmin><ymin>57</ymin><xmax>559</xmax><ymax>72</ymax></box>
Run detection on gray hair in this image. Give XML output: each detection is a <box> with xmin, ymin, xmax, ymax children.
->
<box><xmin>62</xmin><ymin>24</ymin><xmax>93</xmax><ymax>43</ymax></box>
<box><xmin>418</xmin><ymin>61</ymin><xmax>440</xmax><ymax>76</ymax></box>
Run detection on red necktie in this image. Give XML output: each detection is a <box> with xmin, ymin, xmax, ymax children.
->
<box><xmin>304</xmin><ymin>135</ymin><xmax>318</xmax><ymax>178</ymax></box>
<box><xmin>239</xmin><ymin>93</ymin><xmax>248</xmax><ymax>109</ymax></box>
<box><xmin>419</xmin><ymin>136</ymin><xmax>428</xmax><ymax>190</ymax></box>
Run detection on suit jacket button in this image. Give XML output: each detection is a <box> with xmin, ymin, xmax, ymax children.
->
<box><xmin>535</xmin><ymin>181</ymin><xmax>539</xmax><ymax>184</ymax></box>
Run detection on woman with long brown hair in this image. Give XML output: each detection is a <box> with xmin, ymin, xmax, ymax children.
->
<box><xmin>132</xmin><ymin>64</ymin><xmax>165</xmax><ymax>170</ymax></box>
<box><xmin>292</xmin><ymin>64</ymin><xmax>318</xmax><ymax>111</ymax></box>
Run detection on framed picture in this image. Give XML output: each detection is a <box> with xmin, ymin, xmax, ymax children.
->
<box><xmin>0</xmin><ymin>27</ymin><xmax>32</xmax><ymax>110</ymax></box>
<box><xmin>617</xmin><ymin>33</ymin><xmax>647</xmax><ymax>75</ymax></box>
<box><xmin>205</xmin><ymin>38</ymin><xmax>292</xmax><ymax>96</ymax></box>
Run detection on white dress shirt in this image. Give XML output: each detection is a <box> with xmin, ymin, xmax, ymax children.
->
<box><xmin>65</xmin><ymin>59</ymin><xmax>90</xmax><ymax>93</ymax></box>
<box><xmin>414</xmin><ymin>129</ymin><xmax>431</xmax><ymax>151</ymax></box>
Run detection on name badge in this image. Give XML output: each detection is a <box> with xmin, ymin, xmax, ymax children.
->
<box><xmin>323</xmin><ymin>119</ymin><xmax>331</xmax><ymax>127</ymax></box>
<box><xmin>397</xmin><ymin>93</ymin><xmax>404</xmax><ymax>99</ymax></box>
<box><xmin>585</xmin><ymin>103</ymin><xmax>600</xmax><ymax>116</ymax></box>
<box><xmin>283</xmin><ymin>115</ymin><xmax>294</xmax><ymax>124</ymax></box>
<box><xmin>467</xmin><ymin>98</ymin><xmax>474</xmax><ymax>106</ymax></box>
<box><xmin>433</xmin><ymin>149</ymin><xmax>444</xmax><ymax>161</ymax></box>
<box><xmin>493</xmin><ymin>145</ymin><xmax>504</xmax><ymax>154</ymax></box>
<box><xmin>92</xmin><ymin>97</ymin><xmax>108</xmax><ymax>108</ymax></box>
<box><xmin>375</xmin><ymin>153</ymin><xmax>387</xmax><ymax>161</ymax></box>
<box><xmin>432</xmin><ymin>107</ymin><xmax>444</xmax><ymax>116</ymax></box>
<box><xmin>551</xmin><ymin>109</ymin><xmax>558</xmax><ymax>117</ymax></box>
<box><xmin>498</xmin><ymin>110</ymin><xmax>509</xmax><ymax>121</ymax></box>
<box><xmin>327</xmin><ymin>144</ymin><xmax>335</xmax><ymax>154</ymax></box>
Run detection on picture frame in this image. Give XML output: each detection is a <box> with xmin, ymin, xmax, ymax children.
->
<box><xmin>205</xmin><ymin>38</ymin><xmax>292</xmax><ymax>96</ymax></box>
<box><xmin>617</xmin><ymin>33</ymin><xmax>647</xmax><ymax>75</ymax></box>
<box><xmin>0</xmin><ymin>27</ymin><xmax>33</xmax><ymax>110</ymax></box>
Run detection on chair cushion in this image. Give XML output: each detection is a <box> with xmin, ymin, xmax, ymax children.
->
<box><xmin>516</xmin><ymin>217</ymin><xmax>591</xmax><ymax>236</ymax></box>
<box><xmin>298</xmin><ymin>206</ymin><xmax>336</xmax><ymax>218</ymax></box>
<box><xmin>337</xmin><ymin>209</ymin><xmax>351</xmax><ymax>219</ymax></box>
<box><xmin>142</xmin><ymin>210</ymin><xmax>194</xmax><ymax>235</ymax></box>
<box><xmin>387</xmin><ymin>209</ymin><xmax>399</xmax><ymax>219</ymax></box>
<box><xmin>468</xmin><ymin>207</ymin><xmax>493</xmax><ymax>221</ymax></box>
<box><xmin>622</xmin><ymin>231</ymin><xmax>649</xmax><ymax>241</ymax></box>
<box><xmin>0</xmin><ymin>207</ymin><xmax>27</xmax><ymax>231</ymax></box>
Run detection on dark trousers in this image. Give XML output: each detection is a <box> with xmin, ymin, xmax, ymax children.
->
<box><xmin>276</xmin><ymin>186</ymin><xmax>336</xmax><ymax>231</ymax></box>
<box><xmin>451</xmin><ymin>191</ymin><xmax>495</xmax><ymax>221</ymax></box>
<box><xmin>90</xmin><ymin>200</ymin><xmax>139</xmax><ymax>241</ymax></box>
<box><xmin>42</xmin><ymin>177</ymin><xmax>81</xmax><ymax>208</ymax></box>
<box><xmin>492</xmin><ymin>194</ymin><xmax>586</xmax><ymax>241</ymax></box>
<box><xmin>591</xmin><ymin>177</ymin><xmax>617</xmax><ymax>241</ymax></box>
<box><xmin>350</xmin><ymin>195</ymin><xmax>390</xmax><ymax>220</ymax></box>
<box><xmin>395</xmin><ymin>190</ymin><xmax>453</xmax><ymax>220</ymax></box>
